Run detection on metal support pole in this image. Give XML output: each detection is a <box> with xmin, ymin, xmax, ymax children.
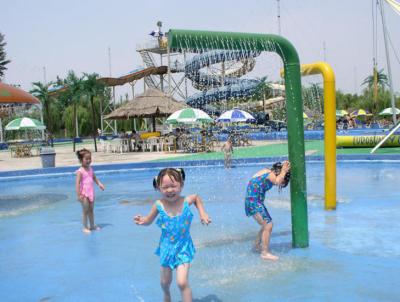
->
<box><xmin>39</xmin><ymin>104</ymin><xmax>45</xmax><ymax>140</ymax></box>
<box><xmin>379</xmin><ymin>0</ymin><xmax>397</xmax><ymax>124</ymax></box>
<box><xmin>167</xmin><ymin>45</ymin><xmax>171</xmax><ymax>96</ymax></box>
<box><xmin>0</xmin><ymin>117</ymin><xmax>3</xmax><ymax>142</ymax></box>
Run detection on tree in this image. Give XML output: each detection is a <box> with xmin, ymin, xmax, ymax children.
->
<box><xmin>362</xmin><ymin>69</ymin><xmax>388</xmax><ymax>90</ymax></box>
<box><xmin>30</xmin><ymin>82</ymin><xmax>54</xmax><ymax>146</ymax></box>
<box><xmin>82</xmin><ymin>73</ymin><xmax>106</xmax><ymax>152</ymax></box>
<box><xmin>63</xmin><ymin>71</ymin><xmax>84</xmax><ymax>152</ymax></box>
<box><xmin>0</xmin><ymin>32</ymin><xmax>11</xmax><ymax>81</ymax></box>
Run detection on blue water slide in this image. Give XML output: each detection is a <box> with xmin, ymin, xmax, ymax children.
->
<box><xmin>184</xmin><ymin>50</ymin><xmax>262</xmax><ymax>107</ymax></box>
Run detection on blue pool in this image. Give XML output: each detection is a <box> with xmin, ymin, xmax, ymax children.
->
<box><xmin>1</xmin><ymin>161</ymin><xmax>399</xmax><ymax>301</ymax></box>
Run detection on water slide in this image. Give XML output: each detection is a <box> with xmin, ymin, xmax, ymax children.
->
<box><xmin>98</xmin><ymin>66</ymin><xmax>168</xmax><ymax>87</ymax></box>
<box><xmin>183</xmin><ymin>50</ymin><xmax>263</xmax><ymax>107</ymax></box>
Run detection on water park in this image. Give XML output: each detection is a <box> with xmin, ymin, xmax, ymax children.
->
<box><xmin>1</xmin><ymin>1</ymin><xmax>400</xmax><ymax>301</ymax></box>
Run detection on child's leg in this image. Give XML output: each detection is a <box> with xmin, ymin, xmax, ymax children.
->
<box><xmin>160</xmin><ymin>266</ymin><xmax>173</xmax><ymax>302</ymax></box>
<box><xmin>254</xmin><ymin>228</ymin><xmax>263</xmax><ymax>252</ymax></box>
<box><xmin>253</xmin><ymin>213</ymin><xmax>278</xmax><ymax>260</ymax></box>
<box><xmin>176</xmin><ymin>263</ymin><xmax>192</xmax><ymax>302</ymax></box>
<box><xmin>80</xmin><ymin>198</ymin><xmax>91</xmax><ymax>233</ymax></box>
<box><xmin>88</xmin><ymin>202</ymin><xmax>99</xmax><ymax>230</ymax></box>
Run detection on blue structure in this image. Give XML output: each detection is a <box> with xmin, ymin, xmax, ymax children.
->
<box><xmin>184</xmin><ymin>50</ymin><xmax>263</xmax><ymax>107</ymax></box>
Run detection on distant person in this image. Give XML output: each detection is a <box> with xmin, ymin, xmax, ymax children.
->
<box><xmin>244</xmin><ymin>161</ymin><xmax>291</xmax><ymax>260</ymax></box>
<box><xmin>131</xmin><ymin>130</ymin><xmax>142</xmax><ymax>151</ymax></box>
<box><xmin>119</xmin><ymin>129</ymin><xmax>126</xmax><ymax>138</ymax></box>
<box><xmin>221</xmin><ymin>138</ymin><xmax>233</xmax><ymax>169</ymax></box>
<box><xmin>75</xmin><ymin>149</ymin><xmax>105</xmax><ymax>234</ymax></box>
<box><xmin>134</xmin><ymin>168</ymin><xmax>211</xmax><ymax>302</ymax></box>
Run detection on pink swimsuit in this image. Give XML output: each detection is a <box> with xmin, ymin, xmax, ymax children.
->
<box><xmin>77</xmin><ymin>167</ymin><xmax>95</xmax><ymax>202</ymax></box>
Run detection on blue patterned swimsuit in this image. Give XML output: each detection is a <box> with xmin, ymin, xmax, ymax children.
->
<box><xmin>244</xmin><ymin>172</ymin><xmax>273</xmax><ymax>223</ymax></box>
<box><xmin>155</xmin><ymin>198</ymin><xmax>195</xmax><ymax>269</ymax></box>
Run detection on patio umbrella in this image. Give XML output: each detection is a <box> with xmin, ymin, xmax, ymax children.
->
<box><xmin>303</xmin><ymin>112</ymin><xmax>309</xmax><ymax>119</ymax></box>
<box><xmin>350</xmin><ymin>109</ymin><xmax>373</xmax><ymax>117</ymax></box>
<box><xmin>336</xmin><ymin>109</ymin><xmax>349</xmax><ymax>117</ymax></box>
<box><xmin>166</xmin><ymin>108</ymin><xmax>213</xmax><ymax>125</ymax></box>
<box><xmin>216</xmin><ymin>109</ymin><xmax>256</xmax><ymax>123</ymax></box>
<box><xmin>379</xmin><ymin>107</ymin><xmax>400</xmax><ymax>116</ymax></box>
<box><xmin>0</xmin><ymin>83</ymin><xmax>41</xmax><ymax>105</ymax></box>
<box><xmin>5</xmin><ymin>117</ymin><xmax>46</xmax><ymax>131</ymax></box>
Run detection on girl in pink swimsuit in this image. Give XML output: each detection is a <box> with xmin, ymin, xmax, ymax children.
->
<box><xmin>75</xmin><ymin>149</ymin><xmax>105</xmax><ymax>233</ymax></box>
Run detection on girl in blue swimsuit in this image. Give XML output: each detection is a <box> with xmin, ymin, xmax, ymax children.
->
<box><xmin>245</xmin><ymin>161</ymin><xmax>291</xmax><ymax>260</ymax></box>
<box><xmin>134</xmin><ymin>168</ymin><xmax>211</xmax><ymax>302</ymax></box>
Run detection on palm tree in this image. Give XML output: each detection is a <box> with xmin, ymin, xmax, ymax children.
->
<box><xmin>64</xmin><ymin>71</ymin><xmax>84</xmax><ymax>152</ymax></box>
<box><xmin>0</xmin><ymin>32</ymin><xmax>11</xmax><ymax>81</ymax></box>
<box><xmin>362</xmin><ymin>69</ymin><xmax>389</xmax><ymax>89</ymax></box>
<box><xmin>30</xmin><ymin>82</ymin><xmax>54</xmax><ymax>146</ymax></box>
<box><xmin>82</xmin><ymin>73</ymin><xmax>106</xmax><ymax>152</ymax></box>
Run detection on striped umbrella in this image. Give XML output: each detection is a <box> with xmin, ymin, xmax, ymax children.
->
<box><xmin>165</xmin><ymin>108</ymin><xmax>213</xmax><ymax>124</ymax></box>
<box><xmin>336</xmin><ymin>109</ymin><xmax>349</xmax><ymax>117</ymax></box>
<box><xmin>216</xmin><ymin>109</ymin><xmax>255</xmax><ymax>123</ymax></box>
<box><xmin>350</xmin><ymin>109</ymin><xmax>373</xmax><ymax>117</ymax></box>
<box><xmin>5</xmin><ymin>117</ymin><xmax>46</xmax><ymax>130</ymax></box>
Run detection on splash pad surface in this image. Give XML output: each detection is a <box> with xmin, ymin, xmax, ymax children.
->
<box><xmin>0</xmin><ymin>161</ymin><xmax>399</xmax><ymax>301</ymax></box>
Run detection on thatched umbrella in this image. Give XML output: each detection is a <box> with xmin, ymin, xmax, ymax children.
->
<box><xmin>105</xmin><ymin>88</ymin><xmax>187</xmax><ymax>131</ymax></box>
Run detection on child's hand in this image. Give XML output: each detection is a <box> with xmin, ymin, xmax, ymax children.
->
<box><xmin>200</xmin><ymin>213</ymin><xmax>212</xmax><ymax>225</ymax></box>
<box><xmin>78</xmin><ymin>194</ymin><xmax>84</xmax><ymax>202</ymax></box>
<box><xmin>282</xmin><ymin>161</ymin><xmax>291</xmax><ymax>172</ymax></box>
<box><xmin>134</xmin><ymin>215</ymin><xmax>146</xmax><ymax>225</ymax></box>
<box><xmin>99</xmin><ymin>183</ymin><xmax>105</xmax><ymax>191</ymax></box>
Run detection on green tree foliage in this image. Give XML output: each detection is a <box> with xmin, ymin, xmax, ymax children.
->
<box><xmin>0</xmin><ymin>32</ymin><xmax>11</xmax><ymax>80</ymax></box>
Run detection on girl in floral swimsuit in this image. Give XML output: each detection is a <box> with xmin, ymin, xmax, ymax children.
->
<box><xmin>245</xmin><ymin>161</ymin><xmax>291</xmax><ymax>260</ymax></box>
<box><xmin>134</xmin><ymin>168</ymin><xmax>211</xmax><ymax>302</ymax></box>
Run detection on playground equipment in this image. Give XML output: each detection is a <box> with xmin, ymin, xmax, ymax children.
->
<box><xmin>281</xmin><ymin>62</ymin><xmax>337</xmax><ymax>210</ymax></box>
<box><xmin>168</xmin><ymin>29</ymin><xmax>308</xmax><ymax>248</ymax></box>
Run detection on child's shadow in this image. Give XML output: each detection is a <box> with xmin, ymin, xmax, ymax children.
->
<box><xmin>193</xmin><ymin>294</ymin><xmax>223</xmax><ymax>302</ymax></box>
<box><xmin>96</xmin><ymin>223</ymin><xmax>113</xmax><ymax>229</ymax></box>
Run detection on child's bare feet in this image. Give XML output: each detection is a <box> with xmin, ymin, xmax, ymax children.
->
<box><xmin>261</xmin><ymin>252</ymin><xmax>279</xmax><ymax>261</ymax></box>
<box><xmin>91</xmin><ymin>225</ymin><xmax>101</xmax><ymax>231</ymax></box>
<box><xmin>82</xmin><ymin>227</ymin><xmax>91</xmax><ymax>234</ymax></box>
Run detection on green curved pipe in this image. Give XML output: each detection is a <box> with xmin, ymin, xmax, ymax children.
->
<box><xmin>168</xmin><ymin>29</ymin><xmax>308</xmax><ymax>248</ymax></box>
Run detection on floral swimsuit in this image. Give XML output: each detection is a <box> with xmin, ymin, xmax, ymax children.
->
<box><xmin>244</xmin><ymin>172</ymin><xmax>273</xmax><ymax>223</ymax></box>
<box><xmin>155</xmin><ymin>198</ymin><xmax>195</xmax><ymax>269</ymax></box>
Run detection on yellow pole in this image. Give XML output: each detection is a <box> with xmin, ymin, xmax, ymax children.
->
<box><xmin>281</xmin><ymin>61</ymin><xmax>336</xmax><ymax>210</ymax></box>
<box><xmin>301</xmin><ymin>62</ymin><xmax>336</xmax><ymax>210</ymax></box>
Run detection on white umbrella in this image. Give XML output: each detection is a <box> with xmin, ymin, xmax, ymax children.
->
<box><xmin>216</xmin><ymin>109</ymin><xmax>255</xmax><ymax>123</ymax></box>
<box><xmin>5</xmin><ymin>117</ymin><xmax>46</xmax><ymax>130</ymax></box>
<box><xmin>165</xmin><ymin>108</ymin><xmax>213</xmax><ymax>124</ymax></box>
<box><xmin>379</xmin><ymin>107</ymin><xmax>400</xmax><ymax>116</ymax></box>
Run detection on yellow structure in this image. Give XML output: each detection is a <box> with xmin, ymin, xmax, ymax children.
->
<box><xmin>282</xmin><ymin>62</ymin><xmax>337</xmax><ymax>210</ymax></box>
<box><xmin>140</xmin><ymin>131</ymin><xmax>161</xmax><ymax>139</ymax></box>
<box><xmin>337</xmin><ymin>135</ymin><xmax>400</xmax><ymax>147</ymax></box>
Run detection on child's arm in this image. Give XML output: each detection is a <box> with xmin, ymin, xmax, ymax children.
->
<box><xmin>187</xmin><ymin>194</ymin><xmax>211</xmax><ymax>225</ymax></box>
<box><xmin>134</xmin><ymin>203</ymin><xmax>159</xmax><ymax>226</ymax></box>
<box><xmin>76</xmin><ymin>172</ymin><xmax>83</xmax><ymax>201</ymax></box>
<box><xmin>93</xmin><ymin>173</ymin><xmax>105</xmax><ymax>191</ymax></box>
<box><xmin>268</xmin><ymin>161</ymin><xmax>291</xmax><ymax>185</ymax></box>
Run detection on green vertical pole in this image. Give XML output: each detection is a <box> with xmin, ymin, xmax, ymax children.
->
<box><xmin>168</xmin><ymin>29</ymin><xmax>308</xmax><ymax>247</ymax></box>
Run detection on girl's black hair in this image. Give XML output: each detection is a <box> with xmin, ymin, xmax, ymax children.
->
<box><xmin>152</xmin><ymin>168</ymin><xmax>185</xmax><ymax>189</ymax></box>
<box><xmin>271</xmin><ymin>162</ymin><xmax>291</xmax><ymax>188</ymax></box>
<box><xmin>76</xmin><ymin>148</ymin><xmax>91</xmax><ymax>162</ymax></box>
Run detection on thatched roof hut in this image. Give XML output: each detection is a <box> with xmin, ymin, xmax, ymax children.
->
<box><xmin>105</xmin><ymin>88</ymin><xmax>187</xmax><ymax>131</ymax></box>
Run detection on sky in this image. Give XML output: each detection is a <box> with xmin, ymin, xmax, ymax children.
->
<box><xmin>2</xmin><ymin>0</ymin><xmax>400</xmax><ymax>101</ymax></box>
